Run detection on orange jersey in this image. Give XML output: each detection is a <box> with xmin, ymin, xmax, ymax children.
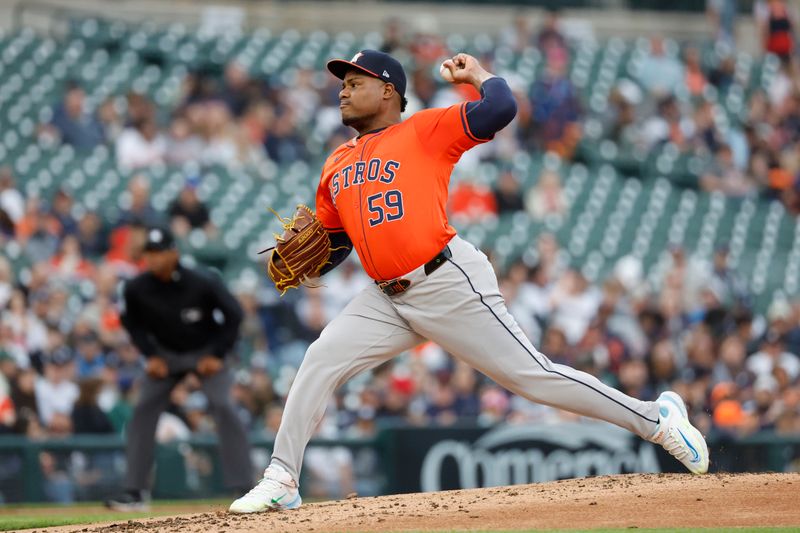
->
<box><xmin>316</xmin><ymin>102</ymin><xmax>490</xmax><ymax>280</ymax></box>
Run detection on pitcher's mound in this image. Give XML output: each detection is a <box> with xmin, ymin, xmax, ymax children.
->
<box><xmin>55</xmin><ymin>472</ymin><xmax>800</xmax><ymax>532</ymax></box>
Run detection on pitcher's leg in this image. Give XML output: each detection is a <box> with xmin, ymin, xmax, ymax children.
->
<box><xmin>399</xmin><ymin>237</ymin><xmax>660</xmax><ymax>439</ymax></box>
<box><xmin>271</xmin><ymin>286</ymin><xmax>424</xmax><ymax>484</ymax></box>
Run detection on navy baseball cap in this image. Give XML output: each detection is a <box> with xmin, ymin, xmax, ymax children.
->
<box><xmin>143</xmin><ymin>226</ymin><xmax>175</xmax><ymax>252</ymax></box>
<box><xmin>327</xmin><ymin>49</ymin><xmax>407</xmax><ymax>98</ymax></box>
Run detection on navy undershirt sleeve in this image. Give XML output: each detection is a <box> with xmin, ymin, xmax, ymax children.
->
<box><xmin>464</xmin><ymin>77</ymin><xmax>518</xmax><ymax>140</ymax></box>
<box><xmin>319</xmin><ymin>230</ymin><xmax>353</xmax><ymax>276</ymax></box>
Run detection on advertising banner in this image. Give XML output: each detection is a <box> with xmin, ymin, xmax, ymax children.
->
<box><xmin>384</xmin><ymin>422</ymin><xmax>681</xmax><ymax>494</ymax></box>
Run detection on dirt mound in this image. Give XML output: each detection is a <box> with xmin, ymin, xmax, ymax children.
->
<box><xmin>47</xmin><ymin>473</ymin><xmax>800</xmax><ymax>532</ymax></box>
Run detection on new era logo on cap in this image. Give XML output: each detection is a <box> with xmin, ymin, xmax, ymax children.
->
<box><xmin>149</xmin><ymin>229</ymin><xmax>164</xmax><ymax>243</ymax></box>
<box><xmin>383</xmin><ymin>70</ymin><xmax>390</xmax><ymax>78</ymax></box>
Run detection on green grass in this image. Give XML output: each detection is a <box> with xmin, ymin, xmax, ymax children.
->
<box><xmin>0</xmin><ymin>499</ymin><xmax>229</xmax><ymax>531</ymax></box>
<box><xmin>0</xmin><ymin>512</ymin><xmax>156</xmax><ymax>531</ymax></box>
<box><xmin>0</xmin><ymin>498</ymin><xmax>228</xmax><ymax>511</ymax></box>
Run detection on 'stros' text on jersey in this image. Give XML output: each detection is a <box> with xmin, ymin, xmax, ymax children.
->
<box><xmin>329</xmin><ymin>158</ymin><xmax>405</xmax><ymax>227</ymax></box>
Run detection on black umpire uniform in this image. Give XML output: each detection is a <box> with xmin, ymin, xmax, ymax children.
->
<box><xmin>111</xmin><ymin>227</ymin><xmax>252</xmax><ymax>506</ymax></box>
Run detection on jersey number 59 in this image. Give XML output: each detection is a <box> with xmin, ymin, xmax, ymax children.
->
<box><xmin>367</xmin><ymin>190</ymin><xmax>404</xmax><ymax>227</ymax></box>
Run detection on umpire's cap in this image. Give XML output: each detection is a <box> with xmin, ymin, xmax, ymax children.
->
<box><xmin>143</xmin><ymin>226</ymin><xmax>175</xmax><ymax>252</ymax></box>
<box><xmin>327</xmin><ymin>49</ymin><xmax>407</xmax><ymax>98</ymax></box>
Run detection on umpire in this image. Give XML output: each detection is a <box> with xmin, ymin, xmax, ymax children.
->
<box><xmin>106</xmin><ymin>226</ymin><xmax>252</xmax><ymax>510</ymax></box>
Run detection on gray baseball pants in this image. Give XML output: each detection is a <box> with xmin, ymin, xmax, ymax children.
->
<box><xmin>124</xmin><ymin>353</ymin><xmax>253</xmax><ymax>491</ymax></box>
<box><xmin>271</xmin><ymin>235</ymin><xmax>660</xmax><ymax>484</ymax></box>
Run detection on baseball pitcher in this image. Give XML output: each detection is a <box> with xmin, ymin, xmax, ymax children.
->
<box><xmin>230</xmin><ymin>50</ymin><xmax>708</xmax><ymax>513</ymax></box>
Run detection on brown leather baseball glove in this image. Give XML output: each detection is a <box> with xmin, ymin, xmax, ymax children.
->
<box><xmin>260</xmin><ymin>205</ymin><xmax>332</xmax><ymax>295</ymax></box>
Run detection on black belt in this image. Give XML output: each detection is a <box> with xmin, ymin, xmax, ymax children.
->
<box><xmin>376</xmin><ymin>245</ymin><xmax>452</xmax><ymax>297</ymax></box>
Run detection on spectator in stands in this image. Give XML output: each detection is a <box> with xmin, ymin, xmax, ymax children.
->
<box><xmin>491</xmin><ymin>170</ymin><xmax>525</xmax><ymax>214</ymax></box>
<box><xmin>709</xmin><ymin>53</ymin><xmax>736</xmax><ymax>92</ymax></box>
<box><xmin>15</xmin><ymin>197</ymin><xmax>60</xmax><ymax>258</ymax></box>
<box><xmin>549</xmin><ymin>268</ymin><xmax>602</xmax><ymax>345</ymax></box>
<box><xmin>710</xmin><ymin>245</ymin><xmax>750</xmax><ymax>308</ymax></box>
<box><xmin>0</xmin><ymin>167</ymin><xmax>24</xmax><ymax>237</ymax></box>
<box><xmin>0</xmin><ymin>371</ymin><xmax>15</xmax><ymax>434</ymax></box>
<box><xmin>648</xmin><ymin>339</ymin><xmax>679</xmax><ymax>392</ymax></box>
<box><xmin>618</xmin><ymin>358</ymin><xmax>653</xmax><ymax>400</ymax></box>
<box><xmin>104</xmin><ymin>223</ymin><xmax>147</xmax><ymax>279</ymax></box>
<box><xmin>380</xmin><ymin>17</ymin><xmax>407</xmax><ymax>55</ymax></box>
<box><xmin>536</xmin><ymin>8</ymin><xmax>568</xmax><ymax>58</ymax></box>
<box><xmin>478</xmin><ymin>386</ymin><xmax>509</xmax><ymax>426</ymax></box>
<box><xmin>73</xmin><ymin>330</ymin><xmax>106</xmax><ymax>380</ymax></box>
<box><xmin>641</xmin><ymin>95</ymin><xmax>691</xmax><ymax>151</ymax></box>
<box><xmin>40</xmin><ymin>448</ymin><xmax>76</xmax><ymax>503</ymax></box>
<box><xmin>747</xmin><ymin>330</ymin><xmax>800</xmax><ymax>382</ymax></box>
<box><xmin>500</xmin><ymin>11</ymin><xmax>535</xmax><ymax>53</ymax></box>
<box><xmin>97</xmin><ymin>97</ymin><xmax>124</xmax><ymax>143</ymax></box>
<box><xmin>240</xmin><ymin>101</ymin><xmax>273</xmax><ymax>147</ymax></box>
<box><xmin>35</xmin><ymin>347</ymin><xmax>79</xmax><ymax>428</ymax></box>
<box><xmin>448</xmin><ymin>180</ymin><xmax>497</xmax><ymax>223</ymax></box>
<box><xmin>125</xmin><ymin>92</ymin><xmax>155</xmax><ymax>126</ymax></box>
<box><xmin>197</xmin><ymin>103</ymin><xmax>244</xmax><ymax>167</ymax></box>
<box><xmin>285</xmin><ymin>68</ymin><xmax>322</xmax><ymax>126</ymax></box>
<box><xmin>165</xmin><ymin>113</ymin><xmax>205</xmax><ymax>166</ymax></box>
<box><xmin>117</xmin><ymin>175</ymin><xmax>162</xmax><ymax>228</ymax></box>
<box><xmin>451</xmin><ymin>362</ymin><xmax>480</xmax><ymax>418</ymax></box>
<box><xmin>264</xmin><ymin>110</ymin><xmax>308</xmax><ymax>164</ymax></box>
<box><xmin>534</xmin><ymin>232</ymin><xmax>564</xmax><ymax>285</ymax></box>
<box><xmin>700</xmin><ymin>144</ymin><xmax>756</xmax><ymax>196</ymax></box>
<box><xmin>25</xmin><ymin>215</ymin><xmax>61</xmax><ymax>266</ymax></box>
<box><xmin>408</xmin><ymin>16</ymin><xmax>447</xmax><ymax>67</ymax></box>
<box><xmin>712</xmin><ymin>335</ymin><xmax>752</xmax><ymax>387</ymax></box>
<box><xmin>10</xmin><ymin>367</ymin><xmax>39</xmax><ymax>435</ymax></box>
<box><xmin>71</xmin><ymin>377</ymin><xmax>114</xmax><ymax>434</ymax></box>
<box><xmin>220</xmin><ymin>62</ymin><xmax>253</xmax><ymax>118</ymax></box>
<box><xmin>49</xmin><ymin>189</ymin><xmax>78</xmax><ymax>236</ymax></box>
<box><xmin>692</xmin><ymin>101</ymin><xmax>724</xmax><ymax>156</ymax></box>
<box><xmin>755</xmin><ymin>0</ymin><xmax>796</xmax><ymax>61</ymax></box>
<box><xmin>765</xmin><ymin>299</ymin><xmax>800</xmax><ymax>353</ymax></box>
<box><xmin>707</xmin><ymin>0</ymin><xmax>738</xmax><ymax>48</ymax></box>
<box><xmin>168</xmin><ymin>178</ymin><xmax>213</xmax><ymax>239</ymax></box>
<box><xmin>526</xmin><ymin>169</ymin><xmax>567</xmax><ymax>220</ymax></box>
<box><xmin>48</xmin><ymin>82</ymin><xmax>105</xmax><ymax>151</ymax></box>
<box><xmin>50</xmin><ymin>235</ymin><xmax>96</xmax><ymax>283</ymax></box>
<box><xmin>683</xmin><ymin>46</ymin><xmax>708</xmax><ymax>97</ymax></box>
<box><xmin>605</xmin><ymin>81</ymin><xmax>642</xmax><ymax>149</ymax></box>
<box><xmin>528</xmin><ymin>49</ymin><xmax>582</xmax><ymax>158</ymax></box>
<box><xmin>107</xmin><ymin>338</ymin><xmax>143</xmax><ymax>394</ymax></box>
<box><xmin>751</xmin><ymin>374</ymin><xmax>784</xmax><ymax>429</ymax></box>
<box><xmin>3</xmin><ymin>289</ymin><xmax>47</xmax><ymax>366</ymax></box>
<box><xmin>0</xmin><ymin>257</ymin><xmax>12</xmax><ymax>310</ymax></box>
<box><xmin>636</xmin><ymin>36</ymin><xmax>684</xmax><ymax>97</ymax></box>
<box><xmin>76</xmin><ymin>211</ymin><xmax>108</xmax><ymax>259</ymax></box>
<box><xmin>115</xmin><ymin>114</ymin><xmax>167</xmax><ymax>170</ymax></box>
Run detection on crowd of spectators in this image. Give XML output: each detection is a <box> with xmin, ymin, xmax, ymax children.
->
<box><xmin>1</xmin><ymin>2</ymin><xmax>800</xmax><ymax>501</ymax></box>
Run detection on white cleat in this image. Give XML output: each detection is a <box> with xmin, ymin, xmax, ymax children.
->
<box><xmin>649</xmin><ymin>391</ymin><xmax>709</xmax><ymax>474</ymax></box>
<box><xmin>229</xmin><ymin>464</ymin><xmax>302</xmax><ymax>513</ymax></box>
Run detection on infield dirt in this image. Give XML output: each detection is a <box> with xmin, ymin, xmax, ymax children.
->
<box><xmin>40</xmin><ymin>472</ymin><xmax>800</xmax><ymax>532</ymax></box>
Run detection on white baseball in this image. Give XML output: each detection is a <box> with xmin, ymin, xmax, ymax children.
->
<box><xmin>439</xmin><ymin>62</ymin><xmax>455</xmax><ymax>83</ymax></box>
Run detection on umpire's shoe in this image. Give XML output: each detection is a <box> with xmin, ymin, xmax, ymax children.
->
<box><xmin>105</xmin><ymin>489</ymin><xmax>150</xmax><ymax>512</ymax></box>
<box><xmin>229</xmin><ymin>464</ymin><xmax>302</xmax><ymax>513</ymax></box>
<box><xmin>648</xmin><ymin>391</ymin><xmax>710</xmax><ymax>474</ymax></box>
